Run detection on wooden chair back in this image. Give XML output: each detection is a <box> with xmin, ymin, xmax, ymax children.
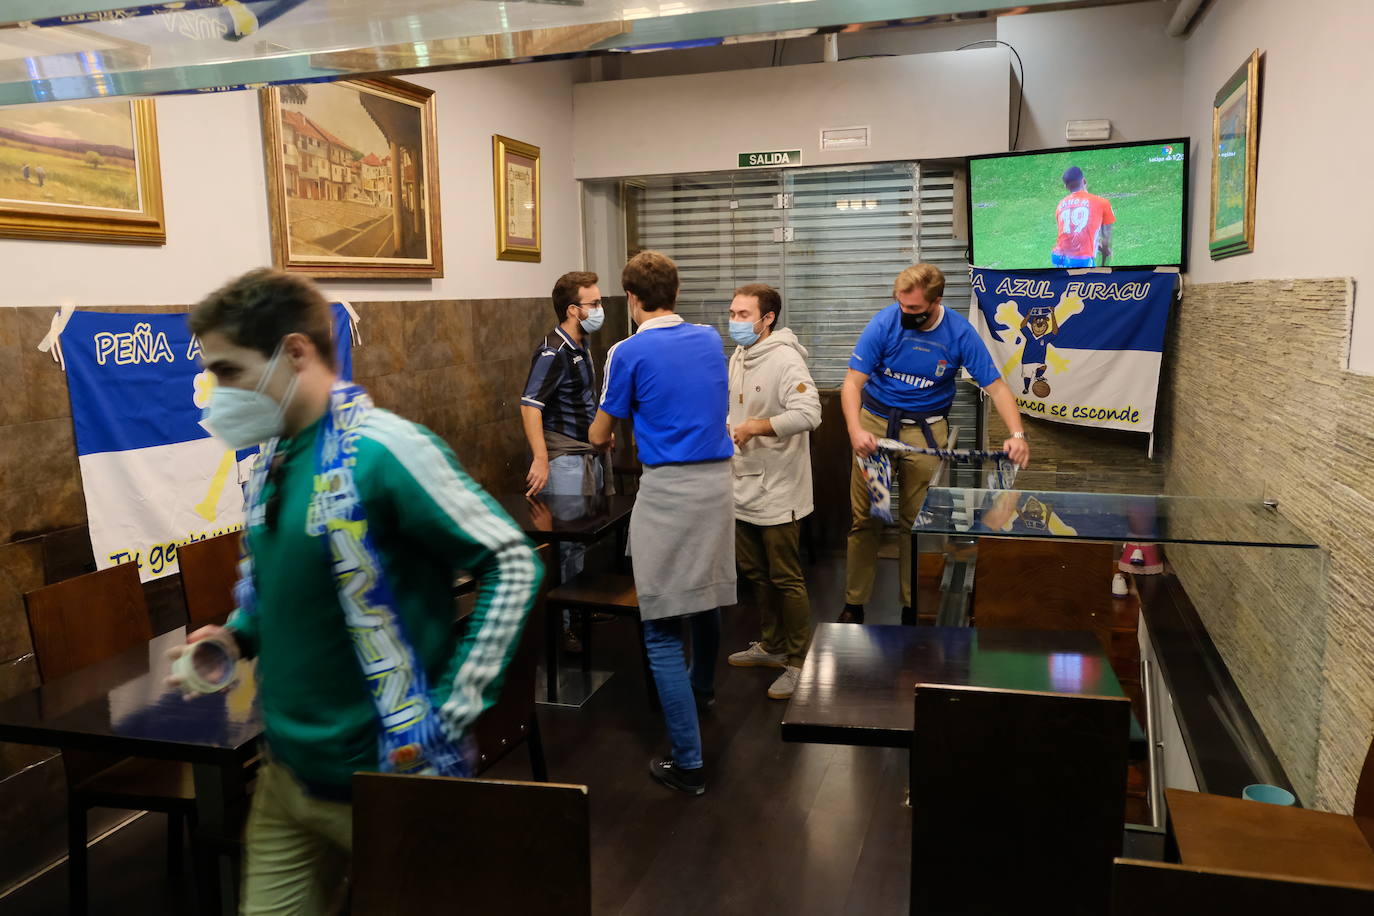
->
<box><xmin>24</xmin><ymin>562</ymin><xmax>150</xmax><ymax>682</ymax></box>
<box><xmin>471</xmin><ymin>543</ymin><xmax>551</xmax><ymax>774</ymax></box>
<box><xmin>1111</xmin><ymin>858</ymin><xmax>1374</xmax><ymax>915</ymax></box>
<box><xmin>910</xmin><ymin>683</ymin><xmax>1132</xmax><ymax>916</ymax></box>
<box><xmin>1355</xmin><ymin>725</ymin><xmax>1374</xmax><ymax>848</ymax></box>
<box><xmin>177</xmin><ymin>531</ymin><xmax>242</xmax><ymax>628</ymax></box>
<box><xmin>351</xmin><ymin>772</ymin><xmax>590</xmax><ymax>915</ymax></box>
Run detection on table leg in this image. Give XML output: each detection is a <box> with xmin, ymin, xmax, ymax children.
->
<box><xmin>192</xmin><ymin>759</ymin><xmax>247</xmax><ymax>916</ymax></box>
<box><xmin>543</xmin><ymin>549</ymin><xmax>563</xmax><ymax>704</ymax></box>
<box><xmin>909</xmin><ymin>531</ymin><xmax>920</xmax><ymax>623</ymax></box>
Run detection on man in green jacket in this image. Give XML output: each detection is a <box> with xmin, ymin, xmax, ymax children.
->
<box><xmin>168</xmin><ymin>269</ymin><xmax>540</xmax><ymax>914</ymax></box>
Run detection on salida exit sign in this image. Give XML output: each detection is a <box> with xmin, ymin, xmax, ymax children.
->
<box><xmin>738</xmin><ymin>150</ymin><xmax>802</xmax><ymax>168</ymax></box>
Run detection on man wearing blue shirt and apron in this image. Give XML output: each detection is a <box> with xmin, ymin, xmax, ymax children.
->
<box><xmin>839</xmin><ymin>264</ymin><xmax>1031</xmax><ymax>625</ymax></box>
<box><xmin>590</xmin><ymin>251</ymin><xmax>735</xmax><ymax>796</ymax></box>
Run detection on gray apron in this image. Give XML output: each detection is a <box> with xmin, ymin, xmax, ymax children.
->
<box><xmin>630</xmin><ymin>460</ymin><xmax>737</xmax><ymax>620</ymax></box>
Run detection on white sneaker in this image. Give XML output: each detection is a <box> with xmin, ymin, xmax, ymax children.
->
<box><xmin>767</xmin><ymin>665</ymin><xmax>802</xmax><ymax>700</ymax></box>
<box><xmin>728</xmin><ymin>641</ymin><xmax>787</xmax><ymax>668</ymax></box>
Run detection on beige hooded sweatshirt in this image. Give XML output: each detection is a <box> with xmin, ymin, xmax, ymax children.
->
<box><xmin>728</xmin><ymin>327</ymin><xmax>823</xmax><ymax>527</ymax></box>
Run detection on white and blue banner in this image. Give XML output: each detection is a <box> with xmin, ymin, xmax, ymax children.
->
<box><xmin>61</xmin><ymin>305</ymin><xmax>354</xmax><ymax>581</ymax></box>
<box><xmin>970</xmin><ymin>269</ymin><xmax>1175</xmax><ymax>435</ymax></box>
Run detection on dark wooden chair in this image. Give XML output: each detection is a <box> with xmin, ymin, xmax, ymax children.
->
<box><xmin>24</xmin><ymin>562</ymin><xmax>198</xmax><ymax>915</ymax></box>
<box><xmin>546</xmin><ymin>570</ymin><xmax>657</xmax><ymax>710</ymax></box>
<box><xmin>1110</xmin><ymin>858</ymin><xmax>1374</xmax><ymax>914</ymax></box>
<box><xmin>469</xmin><ymin>543</ymin><xmax>552</xmax><ymax>781</ymax></box>
<box><xmin>177</xmin><ymin>531</ymin><xmax>242</xmax><ymax>629</ymax></box>
<box><xmin>910</xmin><ymin>682</ymin><xmax>1132</xmax><ymax>916</ymax></box>
<box><xmin>351</xmin><ymin>772</ymin><xmax>591</xmax><ymax>915</ymax></box>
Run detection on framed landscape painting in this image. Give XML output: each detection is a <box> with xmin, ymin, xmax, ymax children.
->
<box><xmin>0</xmin><ymin>98</ymin><xmax>165</xmax><ymax>244</ymax></box>
<box><xmin>260</xmin><ymin>77</ymin><xmax>442</xmax><ymax>278</ymax></box>
<box><xmin>1209</xmin><ymin>49</ymin><xmax>1261</xmax><ymax>260</ymax></box>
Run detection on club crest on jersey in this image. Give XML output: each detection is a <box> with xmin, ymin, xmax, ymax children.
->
<box><xmin>935</xmin><ymin>359</ymin><xmax>948</xmax><ymax>378</ymax></box>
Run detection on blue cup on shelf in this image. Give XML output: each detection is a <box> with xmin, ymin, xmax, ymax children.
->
<box><xmin>1242</xmin><ymin>783</ymin><xmax>1295</xmax><ymax>806</ymax></box>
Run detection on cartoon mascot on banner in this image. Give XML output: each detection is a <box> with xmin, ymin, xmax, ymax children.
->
<box><xmin>992</xmin><ymin>293</ymin><xmax>1086</xmax><ymax>399</ymax></box>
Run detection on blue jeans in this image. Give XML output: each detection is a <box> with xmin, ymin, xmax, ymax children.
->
<box><xmin>642</xmin><ymin>609</ymin><xmax>720</xmax><ymax>770</ymax></box>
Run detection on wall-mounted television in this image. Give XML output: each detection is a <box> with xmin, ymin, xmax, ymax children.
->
<box><xmin>967</xmin><ymin>138</ymin><xmax>1189</xmax><ymax>272</ymax></box>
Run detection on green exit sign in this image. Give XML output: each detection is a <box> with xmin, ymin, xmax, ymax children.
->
<box><xmin>738</xmin><ymin>150</ymin><xmax>802</xmax><ymax>168</ymax></box>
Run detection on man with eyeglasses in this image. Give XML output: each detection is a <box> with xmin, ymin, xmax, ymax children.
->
<box><xmin>520</xmin><ymin>271</ymin><xmax>612</xmax><ymax>650</ymax></box>
<box><xmin>167</xmin><ymin>269</ymin><xmax>540</xmax><ymax>914</ymax></box>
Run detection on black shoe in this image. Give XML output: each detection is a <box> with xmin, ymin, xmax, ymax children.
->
<box><xmin>693</xmin><ymin>688</ymin><xmax>716</xmax><ymax>712</ymax></box>
<box><xmin>649</xmin><ymin>757</ymin><xmax>705</xmax><ymax>796</ymax></box>
<box><xmin>836</xmin><ymin>603</ymin><xmax>865</xmax><ymax>624</ymax></box>
<box><xmin>900</xmin><ymin>606</ymin><xmax>916</xmax><ymax>626</ymax></box>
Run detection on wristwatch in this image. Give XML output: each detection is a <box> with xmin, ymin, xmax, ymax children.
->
<box><xmin>1011</xmin><ymin>431</ymin><xmax>1026</xmax><ymax>439</ymax></box>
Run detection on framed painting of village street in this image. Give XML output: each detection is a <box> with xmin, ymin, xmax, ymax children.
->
<box><xmin>0</xmin><ymin>98</ymin><xmax>165</xmax><ymax>244</ymax></box>
<box><xmin>260</xmin><ymin>77</ymin><xmax>442</xmax><ymax>278</ymax></box>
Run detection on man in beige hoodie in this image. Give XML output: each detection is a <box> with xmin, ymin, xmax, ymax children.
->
<box><xmin>723</xmin><ymin>284</ymin><xmax>823</xmax><ymax>699</ymax></box>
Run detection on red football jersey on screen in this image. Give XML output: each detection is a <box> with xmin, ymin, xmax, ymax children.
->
<box><xmin>1053</xmin><ymin>190</ymin><xmax>1115</xmax><ymax>259</ymax></box>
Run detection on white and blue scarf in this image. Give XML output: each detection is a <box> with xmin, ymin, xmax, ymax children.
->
<box><xmin>859</xmin><ymin>438</ymin><xmax>1017</xmax><ymax>524</ymax></box>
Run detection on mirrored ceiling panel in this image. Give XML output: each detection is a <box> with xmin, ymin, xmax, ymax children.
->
<box><xmin>0</xmin><ymin>1</ymin><xmax>1097</xmax><ymax>105</ymax></box>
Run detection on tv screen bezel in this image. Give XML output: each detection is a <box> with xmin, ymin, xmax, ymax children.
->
<box><xmin>965</xmin><ymin>136</ymin><xmax>1190</xmax><ymax>273</ymax></box>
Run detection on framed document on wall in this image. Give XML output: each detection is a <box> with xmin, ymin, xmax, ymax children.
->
<box><xmin>493</xmin><ymin>135</ymin><xmax>541</xmax><ymax>262</ymax></box>
<box><xmin>260</xmin><ymin>76</ymin><xmax>443</xmax><ymax>278</ymax></box>
<box><xmin>1209</xmin><ymin>49</ymin><xmax>1261</xmax><ymax>260</ymax></box>
<box><xmin>0</xmin><ymin>98</ymin><xmax>165</xmax><ymax>244</ymax></box>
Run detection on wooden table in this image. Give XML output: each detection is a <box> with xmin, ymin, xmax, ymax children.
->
<box><xmin>494</xmin><ymin>493</ymin><xmax>635</xmax><ymax>705</ymax></box>
<box><xmin>1167</xmin><ymin>787</ymin><xmax>1374</xmax><ymax>890</ymax></box>
<box><xmin>0</xmin><ymin>627</ymin><xmax>260</xmax><ymax>916</ymax></box>
<box><xmin>781</xmin><ymin>623</ymin><xmax>1123</xmax><ymax>747</ymax></box>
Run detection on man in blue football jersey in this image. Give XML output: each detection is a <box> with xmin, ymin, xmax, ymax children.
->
<box><xmin>839</xmin><ymin>263</ymin><xmax>1030</xmax><ymax>625</ymax></box>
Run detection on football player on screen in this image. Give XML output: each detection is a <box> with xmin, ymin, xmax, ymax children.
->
<box><xmin>1050</xmin><ymin>166</ymin><xmax>1115</xmax><ymax>268</ymax></box>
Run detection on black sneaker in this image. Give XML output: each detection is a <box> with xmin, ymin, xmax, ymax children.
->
<box><xmin>836</xmin><ymin>603</ymin><xmax>865</xmax><ymax>624</ymax></box>
<box><xmin>693</xmin><ymin>688</ymin><xmax>716</xmax><ymax>712</ymax></box>
<box><xmin>900</xmin><ymin>606</ymin><xmax>916</xmax><ymax>626</ymax></box>
<box><xmin>649</xmin><ymin>757</ymin><xmax>705</xmax><ymax>796</ymax></box>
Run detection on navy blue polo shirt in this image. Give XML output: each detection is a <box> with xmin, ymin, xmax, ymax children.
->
<box><xmin>599</xmin><ymin>314</ymin><xmax>732</xmax><ymax>466</ymax></box>
<box><xmin>849</xmin><ymin>303</ymin><xmax>1001</xmax><ymax>413</ymax></box>
<box><xmin>520</xmin><ymin>327</ymin><xmax>597</xmax><ymax>442</ymax></box>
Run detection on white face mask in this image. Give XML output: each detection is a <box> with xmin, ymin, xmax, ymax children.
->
<box><xmin>199</xmin><ymin>344</ymin><xmax>298</xmax><ymax>451</ymax></box>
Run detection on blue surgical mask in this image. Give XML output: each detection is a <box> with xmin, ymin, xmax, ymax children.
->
<box><xmin>579</xmin><ymin>307</ymin><xmax>604</xmax><ymax>333</ymax></box>
<box><xmin>729</xmin><ymin>319</ymin><xmax>762</xmax><ymax>347</ymax></box>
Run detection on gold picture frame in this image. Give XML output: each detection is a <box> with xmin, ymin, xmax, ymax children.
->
<box><xmin>493</xmin><ymin>134</ymin><xmax>541</xmax><ymax>262</ymax></box>
<box><xmin>0</xmin><ymin>98</ymin><xmax>165</xmax><ymax>245</ymax></box>
<box><xmin>260</xmin><ymin>77</ymin><xmax>443</xmax><ymax>278</ymax></box>
<box><xmin>1209</xmin><ymin>49</ymin><xmax>1261</xmax><ymax>260</ymax></box>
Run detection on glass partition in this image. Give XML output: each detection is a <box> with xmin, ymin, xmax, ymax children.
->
<box><xmin>910</xmin><ymin>458</ymin><xmax>1329</xmax><ymax>809</ymax></box>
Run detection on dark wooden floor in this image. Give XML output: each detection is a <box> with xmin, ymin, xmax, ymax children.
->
<box><xmin>1</xmin><ymin>553</ymin><xmax>917</xmax><ymax>916</ymax></box>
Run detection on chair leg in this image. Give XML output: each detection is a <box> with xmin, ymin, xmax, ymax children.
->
<box><xmin>67</xmin><ymin>803</ymin><xmax>88</xmax><ymax>916</ymax></box>
<box><xmin>527</xmin><ymin>713</ymin><xmax>549</xmax><ymax>783</ymax></box>
<box><xmin>637</xmin><ymin>619</ymin><xmax>661</xmax><ymax>713</ymax></box>
<box><xmin>580</xmin><ymin>608</ymin><xmax>593</xmax><ymax>677</ymax></box>
<box><xmin>166</xmin><ymin>810</ymin><xmax>185</xmax><ymax>877</ymax></box>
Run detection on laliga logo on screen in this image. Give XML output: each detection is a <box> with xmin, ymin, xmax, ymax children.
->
<box><xmin>1148</xmin><ymin>145</ymin><xmax>1184</xmax><ymax>163</ymax></box>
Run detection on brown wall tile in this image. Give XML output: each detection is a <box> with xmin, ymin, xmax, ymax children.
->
<box><xmin>0</xmin><ymin>540</ymin><xmax>43</xmax><ymax>662</ymax></box>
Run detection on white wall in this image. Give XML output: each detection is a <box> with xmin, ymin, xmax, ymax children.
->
<box><xmin>996</xmin><ymin>1</ymin><xmax>1185</xmax><ymax>150</ymax></box>
<box><xmin>571</xmin><ymin>48</ymin><xmax>1009</xmax><ymax>179</ymax></box>
<box><xmin>1181</xmin><ymin>0</ymin><xmax>1374</xmax><ymax>372</ymax></box>
<box><xmin>1</xmin><ymin>60</ymin><xmax>582</xmax><ymax>309</ymax></box>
